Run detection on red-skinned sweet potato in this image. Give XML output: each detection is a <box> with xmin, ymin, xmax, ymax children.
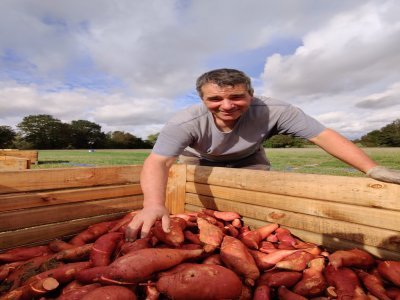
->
<box><xmin>0</xmin><ymin>277</ymin><xmax>59</xmax><ymax>300</ymax></box>
<box><xmin>240</xmin><ymin>223</ymin><xmax>279</xmax><ymax>250</ymax></box>
<box><xmin>152</xmin><ymin>217</ymin><xmax>186</xmax><ymax>247</ymax></box>
<box><xmin>155</xmin><ymin>263</ymin><xmax>242</xmax><ymax>300</ymax></box>
<box><xmin>48</xmin><ymin>239</ymin><xmax>75</xmax><ymax>252</ymax></box>
<box><xmin>80</xmin><ymin>285</ymin><xmax>137</xmax><ymax>300</ymax></box>
<box><xmin>278</xmin><ymin>286</ymin><xmax>307</xmax><ymax>300</ymax></box>
<box><xmin>275</xmin><ymin>250</ymin><xmax>315</xmax><ymax>271</ymax></box>
<box><xmin>377</xmin><ymin>260</ymin><xmax>400</xmax><ymax>286</ymax></box>
<box><xmin>250</xmin><ymin>249</ymin><xmax>300</xmax><ymax>270</ymax></box>
<box><xmin>69</xmin><ymin>221</ymin><xmax>117</xmax><ymax>246</ymax></box>
<box><xmin>328</xmin><ymin>248</ymin><xmax>375</xmax><ymax>269</ymax></box>
<box><xmin>202</xmin><ymin>209</ymin><xmax>241</xmax><ymax>222</ymax></box>
<box><xmin>257</xmin><ymin>270</ymin><xmax>302</xmax><ymax>288</ymax></box>
<box><xmin>275</xmin><ymin>227</ymin><xmax>297</xmax><ymax>247</ymax></box>
<box><xmin>253</xmin><ymin>284</ymin><xmax>271</xmax><ymax>300</ymax></box>
<box><xmin>0</xmin><ymin>246</ymin><xmax>52</xmax><ymax>263</ymax></box>
<box><xmin>0</xmin><ymin>262</ymin><xmax>24</xmax><ymax>282</ymax></box>
<box><xmin>100</xmin><ymin>248</ymin><xmax>203</xmax><ymax>285</ymax></box>
<box><xmin>24</xmin><ymin>261</ymin><xmax>91</xmax><ymax>285</ymax></box>
<box><xmin>90</xmin><ymin>232</ymin><xmax>123</xmax><ymax>266</ymax></box>
<box><xmin>183</xmin><ymin>230</ymin><xmax>201</xmax><ymax>245</ymax></box>
<box><xmin>120</xmin><ymin>237</ymin><xmax>152</xmax><ymax>255</ymax></box>
<box><xmin>292</xmin><ymin>257</ymin><xmax>327</xmax><ymax>297</ymax></box>
<box><xmin>324</xmin><ymin>265</ymin><xmax>365</xmax><ymax>299</ymax></box>
<box><xmin>201</xmin><ymin>253</ymin><xmax>223</xmax><ymax>265</ymax></box>
<box><xmin>356</xmin><ymin>269</ymin><xmax>391</xmax><ymax>300</ymax></box>
<box><xmin>220</xmin><ymin>236</ymin><xmax>260</xmax><ymax>286</ymax></box>
<box><xmin>54</xmin><ymin>244</ymin><xmax>93</xmax><ymax>261</ymax></box>
<box><xmin>58</xmin><ymin>283</ymin><xmax>101</xmax><ymax>300</ymax></box>
<box><xmin>197</xmin><ymin>217</ymin><xmax>224</xmax><ymax>253</ymax></box>
<box><xmin>109</xmin><ymin>211</ymin><xmax>139</xmax><ymax>233</ymax></box>
<box><xmin>75</xmin><ymin>266</ymin><xmax>109</xmax><ymax>284</ymax></box>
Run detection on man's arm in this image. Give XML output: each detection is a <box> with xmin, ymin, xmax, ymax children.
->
<box><xmin>309</xmin><ymin>128</ymin><xmax>400</xmax><ymax>184</ymax></box>
<box><xmin>125</xmin><ymin>152</ymin><xmax>177</xmax><ymax>241</ymax></box>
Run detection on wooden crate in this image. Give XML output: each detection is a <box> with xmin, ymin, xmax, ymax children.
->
<box><xmin>0</xmin><ymin>156</ymin><xmax>30</xmax><ymax>171</ymax></box>
<box><xmin>0</xmin><ymin>150</ymin><xmax>39</xmax><ymax>165</ymax></box>
<box><xmin>1</xmin><ymin>164</ymin><xmax>399</xmax><ymax>260</ymax></box>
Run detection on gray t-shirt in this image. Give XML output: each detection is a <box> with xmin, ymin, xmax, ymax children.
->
<box><xmin>153</xmin><ymin>96</ymin><xmax>325</xmax><ymax>162</ymax></box>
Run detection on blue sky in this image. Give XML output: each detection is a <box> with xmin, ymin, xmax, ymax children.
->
<box><xmin>0</xmin><ymin>0</ymin><xmax>399</xmax><ymax>139</ymax></box>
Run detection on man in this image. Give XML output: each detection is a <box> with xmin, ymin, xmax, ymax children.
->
<box><xmin>125</xmin><ymin>68</ymin><xmax>400</xmax><ymax>241</ymax></box>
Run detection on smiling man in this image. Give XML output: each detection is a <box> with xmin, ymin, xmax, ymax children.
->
<box><xmin>125</xmin><ymin>68</ymin><xmax>400</xmax><ymax>241</ymax></box>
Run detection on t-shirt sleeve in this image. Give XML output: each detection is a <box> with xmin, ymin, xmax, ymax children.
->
<box><xmin>276</xmin><ymin>105</ymin><xmax>325</xmax><ymax>139</ymax></box>
<box><xmin>152</xmin><ymin>122</ymin><xmax>193</xmax><ymax>157</ymax></box>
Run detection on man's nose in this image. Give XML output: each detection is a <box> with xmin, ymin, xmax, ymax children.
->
<box><xmin>220</xmin><ymin>99</ymin><xmax>235</xmax><ymax>109</ymax></box>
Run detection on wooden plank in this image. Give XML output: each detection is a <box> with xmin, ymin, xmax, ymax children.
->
<box><xmin>186</xmin><ymin>166</ymin><xmax>400</xmax><ymax>211</ymax></box>
<box><xmin>165</xmin><ymin>164</ymin><xmax>187</xmax><ymax>214</ymax></box>
<box><xmin>0</xmin><ymin>156</ymin><xmax>30</xmax><ymax>171</ymax></box>
<box><xmin>0</xmin><ymin>150</ymin><xmax>38</xmax><ymax>164</ymax></box>
<box><xmin>186</xmin><ymin>182</ymin><xmax>400</xmax><ymax>231</ymax></box>
<box><xmin>0</xmin><ymin>165</ymin><xmax>142</xmax><ymax>194</ymax></box>
<box><xmin>0</xmin><ymin>184</ymin><xmax>142</xmax><ymax>212</ymax></box>
<box><xmin>0</xmin><ymin>213</ymin><xmax>126</xmax><ymax>251</ymax></box>
<box><xmin>0</xmin><ymin>196</ymin><xmax>143</xmax><ymax>231</ymax></box>
<box><xmin>185</xmin><ymin>195</ymin><xmax>400</xmax><ymax>252</ymax></box>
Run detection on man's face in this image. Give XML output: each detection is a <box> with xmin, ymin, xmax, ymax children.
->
<box><xmin>200</xmin><ymin>83</ymin><xmax>253</xmax><ymax>125</ymax></box>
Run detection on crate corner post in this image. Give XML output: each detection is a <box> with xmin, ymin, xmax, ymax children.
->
<box><xmin>165</xmin><ymin>164</ymin><xmax>187</xmax><ymax>214</ymax></box>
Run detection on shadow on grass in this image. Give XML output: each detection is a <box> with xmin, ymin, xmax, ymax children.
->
<box><xmin>38</xmin><ymin>160</ymin><xmax>70</xmax><ymax>164</ymax></box>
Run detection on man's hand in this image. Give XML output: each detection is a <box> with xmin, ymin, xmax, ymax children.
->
<box><xmin>125</xmin><ymin>205</ymin><xmax>170</xmax><ymax>242</ymax></box>
<box><xmin>366</xmin><ymin>166</ymin><xmax>400</xmax><ymax>184</ymax></box>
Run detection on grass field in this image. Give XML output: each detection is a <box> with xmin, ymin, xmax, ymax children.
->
<box><xmin>33</xmin><ymin>147</ymin><xmax>400</xmax><ymax>177</ymax></box>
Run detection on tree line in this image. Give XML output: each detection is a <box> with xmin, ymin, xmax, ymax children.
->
<box><xmin>0</xmin><ymin>115</ymin><xmax>399</xmax><ymax>149</ymax></box>
<box><xmin>0</xmin><ymin>114</ymin><xmax>157</xmax><ymax>150</ymax></box>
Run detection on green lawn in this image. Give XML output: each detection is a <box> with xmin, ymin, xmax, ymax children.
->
<box><xmin>33</xmin><ymin>147</ymin><xmax>400</xmax><ymax>177</ymax></box>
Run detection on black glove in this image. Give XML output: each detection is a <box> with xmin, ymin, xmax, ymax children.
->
<box><xmin>366</xmin><ymin>166</ymin><xmax>400</xmax><ymax>184</ymax></box>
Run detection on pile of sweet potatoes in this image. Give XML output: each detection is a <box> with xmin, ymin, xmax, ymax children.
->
<box><xmin>1</xmin><ymin>209</ymin><xmax>400</xmax><ymax>299</ymax></box>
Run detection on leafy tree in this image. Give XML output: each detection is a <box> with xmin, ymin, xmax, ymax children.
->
<box><xmin>0</xmin><ymin>126</ymin><xmax>16</xmax><ymax>148</ymax></box>
<box><xmin>70</xmin><ymin>120</ymin><xmax>106</xmax><ymax>149</ymax></box>
<box><xmin>146</xmin><ymin>133</ymin><xmax>159</xmax><ymax>146</ymax></box>
<box><xmin>107</xmin><ymin>131</ymin><xmax>151</xmax><ymax>149</ymax></box>
<box><xmin>263</xmin><ymin>134</ymin><xmax>308</xmax><ymax>148</ymax></box>
<box><xmin>17</xmin><ymin>114</ymin><xmax>71</xmax><ymax>149</ymax></box>
<box><xmin>360</xmin><ymin>119</ymin><xmax>400</xmax><ymax>147</ymax></box>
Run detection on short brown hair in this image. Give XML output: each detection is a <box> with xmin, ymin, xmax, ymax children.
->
<box><xmin>196</xmin><ymin>68</ymin><xmax>254</xmax><ymax>98</ymax></box>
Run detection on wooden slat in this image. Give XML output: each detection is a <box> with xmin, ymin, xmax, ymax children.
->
<box><xmin>0</xmin><ymin>196</ymin><xmax>143</xmax><ymax>231</ymax></box>
<box><xmin>0</xmin><ymin>213</ymin><xmax>126</xmax><ymax>251</ymax></box>
<box><xmin>0</xmin><ymin>156</ymin><xmax>30</xmax><ymax>171</ymax></box>
<box><xmin>0</xmin><ymin>150</ymin><xmax>38</xmax><ymax>163</ymax></box>
<box><xmin>185</xmin><ymin>195</ymin><xmax>400</xmax><ymax>252</ymax></box>
<box><xmin>186</xmin><ymin>166</ymin><xmax>400</xmax><ymax>211</ymax></box>
<box><xmin>186</xmin><ymin>182</ymin><xmax>400</xmax><ymax>231</ymax></box>
<box><xmin>0</xmin><ymin>184</ymin><xmax>142</xmax><ymax>212</ymax></box>
<box><xmin>0</xmin><ymin>165</ymin><xmax>143</xmax><ymax>194</ymax></box>
<box><xmin>165</xmin><ymin>164</ymin><xmax>187</xmax><ymax>214</ymax></box>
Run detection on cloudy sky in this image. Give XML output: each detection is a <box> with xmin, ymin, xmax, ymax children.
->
<box><xmin>0</xmin><ymin>0</ymin><xmax>399</xmax><ymax>140</ymax></box>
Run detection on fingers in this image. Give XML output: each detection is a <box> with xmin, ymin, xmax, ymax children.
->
<box><xmin>125</xmin><ymin>219</ymin><xmax>142</xmax><ymax>242</ymax></box>
<box><xmin>161</xmin><ymin>214</ymin><xmax>171</xmax><ymax>233</ymax></box>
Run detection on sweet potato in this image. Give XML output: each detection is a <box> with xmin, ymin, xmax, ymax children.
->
<box><xmin>0</xmin><ymin>277</ymin><xmax>59</xmax><ymax>300</ymax></box>
<box><xmin>324</xmin><ymin>265</ymin><xmax>365</xmax><ymax>299</ymax></box>
<box><xmin>220</xmin><ymin>236</ymin><xmax>260</xmax><ymax>286</ymax></box>
<box><xmin>0</xmin><ymin>262</ymin><xmax>24</xmax><ymax>282</ymax></box>
<box><xmin>183</xmin><ymin>230</ymin><xmax>201</xmax><ymax>245</ymax></box>
<box><xmin>48</xmin><ymin>239</ymin><xmax>75</xmax><ymax>252</ymax></box>
<box><xmin>75</xmin><ymin>266</ymin><xmax>109</xmax><ymax>284</ymax></box>
<box><xmin>250</xmin><ymin>249</ymin><xmax>299</xmax><ymax>270</ymax></box>
<box><xmin>58</xmin><ymin>283</ymin><xmax>101</xmax><ymax>300</ymax></box>
<box><xmin>224</xmin><ymin>224</ymin><xmax>239</xmax><ymax>237</ymax></box>
<box><xmin>258</xmin><ymin>241</ymin><xmax>277</xmax><ymax>254</ymax></box>
<box><xmin>80</xmin><ymin>285</ymin><xmax>137</xmax><ymax>300</ymax></box>
<box><xmin>356</xmin><ymin>269</ymin><xmax>391</xmax><ymax>300</ymax></box>
<box><xmin>275</xmin><ymin>227</ymin><xmax>296</xmax><ymax>247</ymax></box>
<box><xmin>100</xmin><ymin>248</ymin><xmax>203</xmax><ymax>285</ymax></box>
<box><xmin>54</xmin><ymin>244</ymin><xmax>93</xmax><ymax>261</ymax></box>
<box><xmin>202</xmin><ymin>209</ymin><xmax>241</xmax><ymax>221</ymax></box>
<box><xmin>197</xmin><ymin>217</ymin><xmax>224</xmax><ymax>253</ymax></box>
<box><xmin>155</xmin><ymin>263</ymin><xmax>242</xmax><ymax>300</ymax></box>
<box><xmin>24</xmin><ymin>261</ymin><xmax>91</xmax><ymax>285</ymax></box>
<box><xmin>328</xmin><ymin>248</ymin><xmax>375</xmax><ymax>269</ymax></box>
<box><xmin>278</xmin><ymin>286</ymin><xmax>307</xmax><ymax>300</ymax></box>
<box><xmin>120</xmin><ymin>238</ymin><xmax>152</xmax><ymax>255</ymax></box>
<box><xmin>109</xmin><ymin>211</ymin><xmax>139</xmax><ymax>233</ymax></box>
<box><xmin>377</xmin><ymin>260</ymin><xmax>400</xmax><ymax>286</ymax></box>
<box><xmin>69</xmin><ymin>221</ymin><xmax>117</xmax><ymax>246</ymax></box>
<box><xmin>90</xmin><ymin>232</ymin><xmax>123</xmax><ymax>266</ymax></box>
<box><xmin>152</xmin><ymin>217</ymin><xmax>186</xmax><ymax>247</ymax></box>
<box><xmin>257</xmin><ymin>270</ymin><xmax>302</xmax><ymax>288</ymax></box>
<box><xmin>240</xmin><ymin>223</ymin><xmax>279</xmax><ymax>249</ymax></box>
<box><xmin>0</xmin><ymin>246</ymin><xmax>52</xmax><ymax>263</ymax></box>
<box><xmin>201</xmin><ymin>254</ymin><xmax>223</xmax><ymax>265</ymax></box>
<box><xmin>275</xmin><ymin>250</ymin><xmax>315</xmax><ymax>271</ymax></box>
<box><xmin>253</xmin><ymin>284</ymin><xmax>271</xmax><ymax>300</ymax></box>
<box><xmin>292</xmin><ymin>257</ymin><xmax>327</xmax><ymax>297</ymax></box>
